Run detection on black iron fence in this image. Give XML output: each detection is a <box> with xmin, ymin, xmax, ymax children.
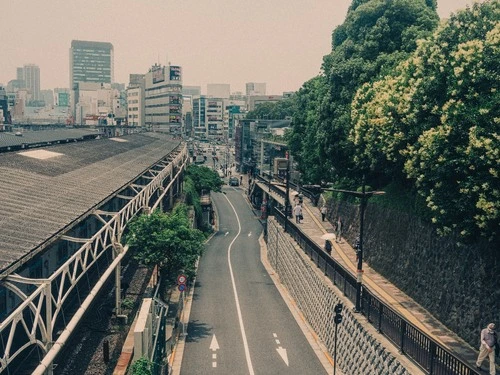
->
<box><xmin>270</xmin><ymin>206</ymin><xmax>479</xmax><ymax>375</ymax></box>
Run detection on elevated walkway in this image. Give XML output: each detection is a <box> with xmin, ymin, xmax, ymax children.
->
<box><xmin>253</xmin><ymin>178</ymin><xmax>493</xmax><ymax>373</ymax></box>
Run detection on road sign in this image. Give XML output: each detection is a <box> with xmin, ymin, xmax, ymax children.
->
<box><xmin>178</xmin><ymin>284</ymin><xmax>186</xmax><ymax>292</ymax></box>
<box><xmin>177</xmin><ymin>274</ymin><xmax>187</xmax><ymax>285</ymax></box>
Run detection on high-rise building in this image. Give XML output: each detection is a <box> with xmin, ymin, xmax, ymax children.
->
<box><xmin>207</xmin><ymin>84</ymin><xmax>230</xmax><ymax>99</ymax></box>
<box><xmin>22</xmin><ymin>64</ymin><xmax>41</xmax><ymax>102</ymax></box>
<box><xmin>246</xmin><ymin>82</ymin><xmax>266</xmax><ymax>96</ymax></box>
<box><xmin>127</xmin><ymin>74</ymin><xmax>145</xmax><ymax>127</ymax></box>
<box><xmin>70</xmin><ymin>40</ymin><xmax>114</xmax><ymax>89</ymax></box>
<box><xmin>193</xmin><ymin>96</ymin><xmax>206</xmax><ymax>139</ymax></box>
<box><xmin>183</xmin><ymin>86</ymin><xmax>201</xmax><ymax>97</ymax></box>
<box><xmin>144</xmin><ymin>64</ymin><xmax>182</xmax><ymax>134</ymax></box>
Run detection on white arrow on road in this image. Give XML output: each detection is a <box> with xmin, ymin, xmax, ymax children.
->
<box><xmin>210</xmin><ymin>335</ymin><xmax>220</xmax><ymax>351</ymax></box>
<box><xmin>276</xmin><ymin>346</ymin><xmax>289</xmax><ymax>366</ymax></box>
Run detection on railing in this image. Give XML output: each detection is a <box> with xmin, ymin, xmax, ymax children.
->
<box><xmin>270</xmin><ymin>206</ymin><xmax>480</xmax><ymax>375</ymax></box>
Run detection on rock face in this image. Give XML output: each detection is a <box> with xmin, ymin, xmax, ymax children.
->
<box><xmin>323</xmin><ymin>200</ymin><xmax>500</xmax><ymax>347</ymax></box>
<box><xmin>267</xmin><ymin>218</ymin><xmax>414</xmax><ymax>375</ymax></box>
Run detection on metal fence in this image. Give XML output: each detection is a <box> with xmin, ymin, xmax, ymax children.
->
<box><xmin>270</xmin><ymin>206</ymin><xmax>480</xmax><ymax>375</ymax></box>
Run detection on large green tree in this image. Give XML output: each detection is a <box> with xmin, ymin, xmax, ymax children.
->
<box><xmin>351</xmin><ymin>1</ymin><xmax>500</xmax><ymax>241</ymax></box>
<box><xmin>125</xmin><ymin>204</ymin><xmax>205</xmax><ymax>281</ymax></box>
<box><xmin>315</xmin><ymin>0</ymin><xmax>439</xmax><ymax>185</ymax></box>
<box><xmin>185</xmin><ymin>165</ymin><xmax>223</xmax><ymax>194</ymax></box>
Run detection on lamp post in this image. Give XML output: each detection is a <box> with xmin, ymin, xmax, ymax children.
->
<box><xmin>326</xmin><ymin>178</ymin><xmax>384</xmax><ymax>312</ymax></box>
<box><xmin>284</xmin><ymin>151</ymin><xmax>291</xmax><ymax>232</ymax></box>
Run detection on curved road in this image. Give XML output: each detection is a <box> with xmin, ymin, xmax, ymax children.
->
<box><xmin>180</xmin><ymin>186</ymin><xmax>327</xmax><ymax>374</ymax></box>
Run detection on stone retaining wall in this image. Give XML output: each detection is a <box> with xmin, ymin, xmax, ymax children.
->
<box><xmin>267</xmin><ymin>217</ymin><xmax>416</xmax><ymax>375</ymax></box>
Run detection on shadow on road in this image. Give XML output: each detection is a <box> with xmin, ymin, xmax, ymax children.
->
<box><xmin>185</xmin><ymin>320</ymin><xmax>212</xmax><ymax>343</ymax></box>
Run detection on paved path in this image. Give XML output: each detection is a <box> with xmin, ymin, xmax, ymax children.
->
<box><xmin>254</xmin><ymin>179</ymin><xmax>489</xmax><ymax>372</ymax></box>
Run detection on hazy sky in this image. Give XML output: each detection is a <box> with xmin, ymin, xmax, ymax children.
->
<box><xmin>1</xmin><ymin>0</ymin><xmax>485</xmax><ymax>95</ymax></box>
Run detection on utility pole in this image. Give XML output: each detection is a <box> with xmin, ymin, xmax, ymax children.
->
<box><xmin>325</xmin><ymin>178</ymin><xmax>384</xmax><ymax>312</ymax></box>
<box><xmin>284</xmin><ymin>151</ymin><xmax>290</xmax><ymax>232</ymax></box>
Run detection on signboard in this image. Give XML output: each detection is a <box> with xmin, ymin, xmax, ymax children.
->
<box><xmin>152</xmin><ymin>66</ymin><xmax>165</xmax><ymax>84</ymax></box>
<box><xmin>58</xmin><ymin>92</ymin><xmax>69</xmax><ymax>107</ymax></box>
<box><xmin>169</xmin><ymin>66</ymin><xmax>181</xmax><ymax>81</ymax></box>
<box><xmin>177</xmin><ymin>274</ymin><xmax>187</xmax><ymax>284</ymax></box>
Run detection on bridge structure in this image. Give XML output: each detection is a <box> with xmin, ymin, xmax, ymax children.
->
<box><xmin>0</xmin><ymin>133</ymin><xmax>189</xmax><ymax>374</ymax></box>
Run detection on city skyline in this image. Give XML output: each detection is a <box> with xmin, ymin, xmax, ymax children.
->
<box><xmin>1</xmin><ymin>0</ymin><xmax>486</xmax><ymax>95</ymax></box>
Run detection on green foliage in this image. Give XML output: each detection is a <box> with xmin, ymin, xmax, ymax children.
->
<box><xmin>245</xmin><ymin>96</ymin><xmax>297</xmax><ymax>120</ymax></box>
<box><xmin>185</xmin><ymin>165</ymin><xmax>223</xmax><ymax>194</ymax></box>
<box><xmin>131</xmin><ymin>357</ymin><xmax>152</xmax><ymax>375</ymax></box>
<box><xmin>121</xmin><ymin>298</ymin><xmax>134</xmax><ymax>310</ymax></box>
<box><xmin>313</xmin><ymin>0</ymin><xmax>439</xmax><ymax>185</ymax></box>
<box><xmin>125</xmin><ymin>204</ymin><xmax>205</xmax><ymax>282</ymax></box>
<box><xmin>351</xmin><ymin>1</ymin><xmax>499</xmax><ymax>241</ymax></box>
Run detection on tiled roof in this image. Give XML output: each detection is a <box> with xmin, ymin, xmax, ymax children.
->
<box><xmin>0</xmin><ymin>132</ymin><xmax>180</xmax><ymax>276</ymax></box>
<box><xmin>0</xmin><ymin>129</ymin><xmax>100</xmax><ymax>149</ymax></box>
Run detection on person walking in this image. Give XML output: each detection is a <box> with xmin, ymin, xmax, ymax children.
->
<box><xmin>321</xmin><ymin>205</ymin><xmax>327</xmax><ymax>221</ymax></box>
<box><xmin>476</xmin><ymin>322</ymin><xmax>497</xmax><ymax>374</ymax></box>
<box><xmin>335</xmin><ymin>217</ymin><xmax>342</xmax><ymax>243</ymax></box>
<box><xmin>293</xmin><ymin>204</ymin><xmax>303</xmax><ymax>224</ymax></box>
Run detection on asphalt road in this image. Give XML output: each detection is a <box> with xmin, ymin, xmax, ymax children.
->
<box><xmin>180</xmin><ymin>186</ymin><xmax>327</xmax><ymax>375</ymax></box>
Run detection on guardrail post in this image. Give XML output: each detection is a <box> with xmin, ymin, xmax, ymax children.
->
<box><xmin>429</xmin><ymin>341</ymin><xmax>436</xmax><ymax>375</ymax></box>
<box><xmin>378</xmin><ymin>303</ymin><xmax>383</xmax><ymax>333</ymax></box>
<box><xmin>399</xmin><ymin>320</ymin><xmax>406</xmax><ymax>354</ymax></box>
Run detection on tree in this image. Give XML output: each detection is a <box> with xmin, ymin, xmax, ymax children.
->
<box><xmin>125</xmin><ymin>204</ymin><xmax>205</xmax><ymax>281</ymax></box>
<box><xmin>131</xmin><ymin>357</ymin><xmax>152</xmax><ymax>375</ymax></box>
<box><xmin>351</xmin><ymin>1</ymin><xmax>500</xmax><ymax>241</ymax></box>
<box><xmin>315</xmin><ymin>0</ymin><xmax>439</xmax><ymax>185</ymax></box>
<box><xmin>185</xmin><ymin>165</ymin><xmax>223</xmax><ymax>194</ymax></box>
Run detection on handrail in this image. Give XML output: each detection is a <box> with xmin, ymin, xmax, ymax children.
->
<box><xmin>269</xmin><ymin>206</ymin><xmax>480</xmax><ymax>375</ymax></box>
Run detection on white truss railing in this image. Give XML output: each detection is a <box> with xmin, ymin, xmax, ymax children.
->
<box><xmin>0</xmin><ymin>144</ymin><xmax>188</xmax><ymax>374</ymax></box>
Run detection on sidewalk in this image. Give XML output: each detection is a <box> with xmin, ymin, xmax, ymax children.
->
<box><xmin>256</xmin><ymin>180</ymin><xmax>486</xmax><ymax>371</ymax></box>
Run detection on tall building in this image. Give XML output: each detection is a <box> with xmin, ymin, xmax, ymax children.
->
<box><xmin>144</xmin><ymin>64</ymin><xmax>182</xmax><ymax>134</ymax></box>
<box><xmin>207</xmin><ymin>84</ymin><xmax>230</xmax><ymax>99</ymax></box>
<box><xmin>22</xmin><ymin>64</ymin><xmax>41</xmax><ymax>102</ymax></box>
<box><xmin>182</xmin><ymin>86</ymin><xmax>201</xmax><ymax>97</ymax></box>
<box><xmin>70</xmin><ymin>40</ymin><xmax>114</xmax><ymax>89</ymax></box>
<box><xmin>193</xmin><ymin>96</ymin><xmax>206</xmax><ymax>139</ymax></box>
<box><xmin>127</xmin><ymin>74</ymin><xmax>145</xmax><ymax>127</ymax></box>
<box><xmin>246</xmin><ymin>82</ymin><xmax>266</xmax><ymax>96</ymax></box>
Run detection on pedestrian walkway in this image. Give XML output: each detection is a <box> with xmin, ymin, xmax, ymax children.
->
<box><xmin>255</xmin><ymin>179</ymin><xmax>490</xmax><ymax>372</ymax></box>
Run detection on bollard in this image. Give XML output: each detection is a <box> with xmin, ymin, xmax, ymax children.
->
<box><xmin>103</xmin><ymin>339</ymin><xmax>110</xmax><ymax>363</ymax></box>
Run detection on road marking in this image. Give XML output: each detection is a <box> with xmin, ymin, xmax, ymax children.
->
<box><xmin>276</xmin><ymin>346</ymin><xmax>289</xmax><ymax>366</ymax></box>
<box><xmin>225</xmin><ymin>232</ymin><xmax>229</xmax><ymax>236</ymax></box>
<box><xmin>210</xmin><ymin>335</ymin><xmax>220</xmax><ymax>351</ymax></box>
<box><xmin>275</xmin><ymin>340</ymin><xmax>280</xmax><ymax>344</ymax></box>
<box><xmin>222</xmin><ymin>194</ymin><xmax>255</xmax><ymax>375</ymax></box>
<box><xmin>212</xmin><ymin>362</ymin><xmax>217</xmax><ymax>368</ymax></box>
<box><xmin>212</xmin><ymin>354</ymin><xmax>217</xmax><ymax>359</ymax></box>
<box><xmin>273</xmin><ymin>333</ymin><xmax>277</xmax><ymax>338</ymax></box>
<box><xmin>248</xmin><ymin>232</ymin><xmax>252</xmax><ymax>237</ymax></box>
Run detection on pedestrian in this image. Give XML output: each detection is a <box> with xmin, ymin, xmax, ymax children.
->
<box><xmin>293</xmin><ymin>204</ymin><xmax>303</xmax><ymax>224</ymax></box>
<box><xmin>240</xmin><ymin>175</ymin><xmax>243</xmax><ymax>184</ymax></box>
<box><xmin>476</xmin><ymin>322</ymin><xmax>497</xmax><ymax>374</ymax></box>
<box><xmin>324</xmin><ymin>239</ymin><xmax>332</xmax><ymax>255</ymax></box>
<box><xmin>335</xmin><ymin>217</ymin><xmax>342</xmax><ymax>243</ymax></box>
<box><xmin>321</xmin><ymin>205</ymin><xmax>327</xmax><ymax>222</ymax></box>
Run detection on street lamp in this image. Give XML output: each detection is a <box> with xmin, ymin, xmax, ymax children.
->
<box><xmin>284</xmin><ymin>151</ymin><xmax>291</xmax><ymax>232</ymax></box>
<box><xmin>325</xmin><ymin>178</ymin><xmax>384</xmax><ymax>312</ymax></box>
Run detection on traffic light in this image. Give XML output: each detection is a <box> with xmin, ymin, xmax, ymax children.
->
<box><xmin>334</xmin><ymin>303</ymin><xmax>343</xmax><ymax>325</ymax></box>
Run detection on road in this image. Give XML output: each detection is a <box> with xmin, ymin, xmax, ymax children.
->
<box><xmin>180</xmin><ymin>186</ymin><xmax>327</xmax><ymax>375</ymax></box>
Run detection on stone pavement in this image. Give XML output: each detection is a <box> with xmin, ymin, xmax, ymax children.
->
<box><xmin>253</xmin><ymin>179</ymin><xmax>494</xmax><ymax>373</ymax></box>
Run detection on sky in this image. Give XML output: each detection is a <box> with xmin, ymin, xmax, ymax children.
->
<box><xmin>1</xmin><ymin>0</ymin><xmax>486</xmax><ymax>95</ymax></box>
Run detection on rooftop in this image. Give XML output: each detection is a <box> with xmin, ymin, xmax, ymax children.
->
<box><xmin>0</xmin><ymin>132</ymin><xmax>180</xmax><ymax>276</ymax></box>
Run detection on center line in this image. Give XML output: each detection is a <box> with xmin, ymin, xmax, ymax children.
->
<box><xmin>223</xmin><ymin>194</ymin><xmax>255</xmax><ymax>375</ymax></box>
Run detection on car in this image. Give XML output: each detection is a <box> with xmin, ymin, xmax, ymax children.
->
<box><xmin>229</xmin><ymin>177</ymin><xmax>239</xmax><ymax>186</ymax></box>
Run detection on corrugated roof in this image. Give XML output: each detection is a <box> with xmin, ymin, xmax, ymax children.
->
<box><xmin>0</xmin><ymin>129</ymin><xmax>100</xmax><ymax>149</ymax></box>
<box><xmin>0</xmin><ymin>133</ymin><xmax>180</xmax><ymax>275</ymax></box>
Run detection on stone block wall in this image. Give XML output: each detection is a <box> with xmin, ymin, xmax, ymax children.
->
<box><xmin>267</xmin><ymin>218</ymin><xmax>415</xmax><ymax>375</ymax></box>
<box><xmin>322</xmin><ymin>199</ymin><xmax>500</xmax><ymax>347</ymax></box>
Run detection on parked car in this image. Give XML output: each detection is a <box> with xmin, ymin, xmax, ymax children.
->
<box><xmin>229</xmin><ymin>177</ymin><xmax>239</xmax><ymax>186</ymax></box>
